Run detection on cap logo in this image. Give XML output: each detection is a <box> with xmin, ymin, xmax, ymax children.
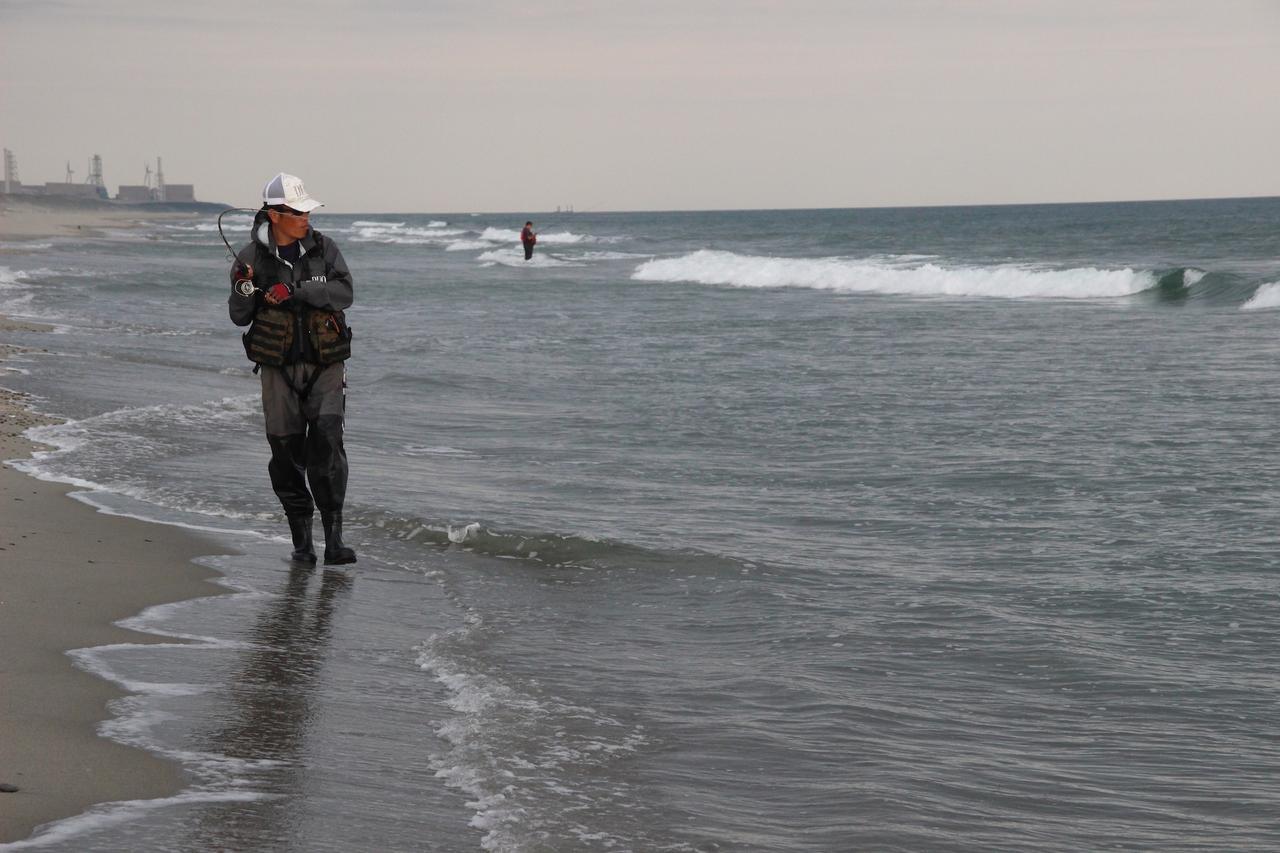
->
<box><xmin>262</xmin><ymin>172</ymin><xmax>322</xmax><ymax>211</ymax></box>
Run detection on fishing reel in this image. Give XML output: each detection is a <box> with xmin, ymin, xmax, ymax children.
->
<box><xmin>234</xmin><ymin>278</ymin><xmax>258</xmax><ymax>297</ymax></box>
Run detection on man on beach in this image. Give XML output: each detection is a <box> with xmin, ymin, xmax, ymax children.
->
<box><xmin>228</xmin><ymin>173</ymin><xmax>356</xmax><ymax>566</ymax></box>
<box><xmin>521</xmin><ymin>221</ymin><xmax>536</xmax><ymax>260</ymax></box>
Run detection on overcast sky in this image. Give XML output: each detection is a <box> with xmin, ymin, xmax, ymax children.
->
<box><xmin>3</xmin><ymin>0</ymin><xmax>1278</xmax><ymax>213</ymax></box>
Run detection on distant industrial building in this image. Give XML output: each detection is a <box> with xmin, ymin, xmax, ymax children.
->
<box><xmin>44</xmin><ymin>182</ymin><xmax>107</xmax><ymax>200</ymax></box>
<box><xmin>2</xmin><ymin>149</ymin><xmax>202</xmax><ymax>204</ymax></box>
<box><xmin>117</xmin><ymin>185</ymin><xmax>156</xmax><ymax>202</ymax></box>
<box><xmin>161</xmin><ymin>184</ymin><xmax>195</xmax><ymax>202</ymax></box>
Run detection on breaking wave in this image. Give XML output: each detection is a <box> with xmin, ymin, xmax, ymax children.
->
<box><xmin>165</xmin><ymin>215</ymin><xmax>253</xmax><ymax>234</ymax></box>
<box><xmin>632</xmin><ymin>250</ymin><xmax>1159</xmax><ymax>300</ymax></box>
<box><xmin>1242</xmin><ymin>281</ymin><xmax>1280</xmax><ymax>311</ymax></box>
<box><xmin>477</xmin><ymin>248</ymin><xmax>581</xmax><ymax>268</ymax></box>
<box><xmin>0</xmin><ymin>265</ymin><xmax>31</xmax><ymax>287</ymax></box>
<box><xmin>349</xmin><ymin>222</ymin><xmax>467</xmax><ymax>244</ymax></box>
<box><xmin>477</xmin><ymin>228</ymin><xmax>602</xmax><ymax>245</ymax></box>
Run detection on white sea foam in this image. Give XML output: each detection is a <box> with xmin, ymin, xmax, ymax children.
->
<box><xmin>165</xmin><ymin>216</ymin><xmax>252</xmax><ymax>234</ymax></box>
<box><xmin>477</xmin><ymin>247</ymin><xmax>580</xmax><ymax>268</ymax></box>
<box><xmin>350</xmin><ymin>222</ymin><xmax>467</xmax><ymax>244</ymax></box>
<box><xmin>1241</xmin><ymin>281</ymin><xmax>1280</xmax><ymax>311</ymax></box>
<box><xmin>21</xmin><ymin>394</ymin><xmax>259</xmax><ymax>455</ymax></box>
<box><xmin>446</xmin><ymin>240</ymin><xmax>494</xmax><ymax>252</ymax></box>
<box><xmin>448</xmin><ymin>521</ymin><xmax>482</xmax><ymax>543</ymax></box>
<box><xmin>8</xmin><ymin>395</ymin><xmax>271</xmax><ymax>529</ymax></box>
<box><xmin>405</xmin><ymin>445</ymin><xmax>478</xmax><ymax>457</ymax></box>
<box><xmin>0</xmin><ymin>265</ymin><xmax>31</xmax><ymax>287</ymax></box>
<box><xmin>428</xmin><ymin>220</ymin><xmax>449</xmax><ymax>228</ymax></box>
<box><xmin>0</xmin><ymin>791</ymin><xmax>271</xmax><ymax>850</ymax></box>
<box><xmin>1</xmin><ymin>265</ymin><xmax>97</xmax><ymax>282</ymax></box>
<box><xmin>1182</xmin><ymin>268</ymin><xmax>1207</xmax><ymax>287</ymax></box>
<box><xmin>575</xmin><ymin>250</ymin><xmax>651</xmax><ymax>261</ymax></box>
<box><xmin>120</xmin><ymin>326</ymin><xmax>212</xmax><ymax>337</ymax></box>
<box><xmin>115</xmin><ymin>588</ymin><xmax>262</xmax><ymax>646</ymax></box>
<box><xmin>416</xmin><ymin>616</ymin><xmax>649</xmax><ymax>852</ymax></box>
<box><xmin>632</xmin><ymin>250</ymin><xmax>1158</xmax><ymax>299</ymax></box>
<box><xmin>167</xmin><ymin>240</ymin><xmax>223</xmax><ymax>248</ymax></box>
<box><xmin>478</xmin><ymin>227</ymin><xmax>595</xmax><ymax>245</ymax></box>
<box><xmin>0</xmin><ymin>292</ymin><xmax>34</xmax><ymax>313</ymax></box>
<box><xmin>0</xmin><ymin>575</ymin><xmax>278</xmax><ymax>851</ymax></box>
<box><xmin>0</xmin><ymin>269</ymin><xmax>74</xmax><ymax>327</ymax></box>
<box><xmin>60</xmin><ymin>268</ymin><xmax>107</xmax><ymax>279</ymax></box>
<box><xmin>67</xmin><ymin>490</ymin><xmax>278</xmax><ymax>537</ymax></box>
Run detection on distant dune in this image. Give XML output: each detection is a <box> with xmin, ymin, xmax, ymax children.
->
<box><xmin>0</xmin><ymin>194</ymin><xmax>227</xmax><ymax>237</ymax></box>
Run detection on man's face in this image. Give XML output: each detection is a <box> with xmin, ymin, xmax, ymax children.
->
<box><xmin>268</xmin><ymin>207</ymin><xmax>310</xmax><ymax>242</ymax></box>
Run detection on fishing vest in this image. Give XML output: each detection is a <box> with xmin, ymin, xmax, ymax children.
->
<box><xmin>242</xmin><ymin>230</ymin><xmax>352</xmax><ymax>368</ymax></box>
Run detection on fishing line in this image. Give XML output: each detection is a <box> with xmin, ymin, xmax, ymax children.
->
<box><xmin>218</xmin><ymin>207</ymin><xmax>260</xmax><ymax>296</ymax></box>
<box><xmin>217</xmin><ymin>207</ymin><xmax>257</xmax><ymax>259</ymax></box>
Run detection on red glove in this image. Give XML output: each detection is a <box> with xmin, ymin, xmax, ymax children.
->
<box><xmin>266</xmin><ymin>283</ymin><xmax>293</xmax><ymax>303</ymax></box>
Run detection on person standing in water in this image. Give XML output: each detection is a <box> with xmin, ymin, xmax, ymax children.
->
<box><xmin>228</xmin><ymin>173</ymin><xmax>357</xmax><ymax>566</ymax></box>
<box><xmin>521</xmin><ymin>221</ymin><xmax>537</xmax><ymax>261</ymax></box>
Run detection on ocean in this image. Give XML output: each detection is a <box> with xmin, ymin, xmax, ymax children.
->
<box><xmin>2</xmin><ymin>198</ymin><xmax>1280</xmax><ymax>851</ymax></box>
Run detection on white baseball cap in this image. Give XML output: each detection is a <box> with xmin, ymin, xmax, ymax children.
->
<box><xmin>262</xmin><ymin>173</ymin><xmax>323</xmax><ymax>213</ymax></box>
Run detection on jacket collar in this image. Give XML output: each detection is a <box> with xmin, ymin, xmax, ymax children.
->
<box><xmin>252</xmin><ymin>211</ymin><xmax>317</xmax><ymax>267</ymax></box>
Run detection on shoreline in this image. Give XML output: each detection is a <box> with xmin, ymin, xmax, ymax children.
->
<box><xmin>0</xmin><ymin>198</ymin><xmax>218</xmax><ymax>239</ymax></box>
<box><xmin>0</xmin><ymin>324</ymin><xmax>232</xmax><ymax>843</ymax></box>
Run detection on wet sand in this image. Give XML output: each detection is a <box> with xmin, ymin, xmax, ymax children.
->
<box><xmin>0</xmin><ymin>327</ymin><xmax>230</xmax><ymax>843</ymax></box>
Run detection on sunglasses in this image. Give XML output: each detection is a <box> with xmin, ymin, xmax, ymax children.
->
<box><xmin>269</xmin><ymin>206</ymin><xmax>309</xmax><ymax>217</ymax></box>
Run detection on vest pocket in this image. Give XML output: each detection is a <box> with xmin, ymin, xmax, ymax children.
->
<box><xmin>308</xmin><ymin>310</ymin><xmax>352</xmax><ymax>364</ymax></box>
<box><xmin>243</xmin><ymin>307</ymin><xmax>294</xmax><ymax>367</ymax></box>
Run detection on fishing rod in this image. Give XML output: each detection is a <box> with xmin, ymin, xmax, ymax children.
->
<box><xmin>218</xmin><ymin>207</ymin><xmax>260</xmax><ymax>296</ymax></box>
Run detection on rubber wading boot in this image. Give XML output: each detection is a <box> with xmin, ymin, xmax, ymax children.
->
<box><xmin>287</xmin><ymin>515</ymin><xmax>317</xmax><ymax>564</ymax></box>
<box><xmin>321</xmin><ymin>510</ymin><xmax>357</xmax><ymax>565</ymax></box>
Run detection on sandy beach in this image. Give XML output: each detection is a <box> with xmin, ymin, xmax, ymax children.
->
<box><xmin>0</xmin><ymin>327</ymin><xmax>229</xmax><ymax>843</ymax></box>
<box><xmin>0</xmin><ymin>197</ymin><xmax>213</xmax><ymax>239</ymax></box>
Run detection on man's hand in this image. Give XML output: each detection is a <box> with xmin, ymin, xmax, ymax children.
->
<box><xmin>264</xmin><ymin>283</ymin><xmax>293</xmax><ymax>305</ymax></box>
<box><xmin>231</xmin><ymin>262</ymin><xmax>256</xmax><ymax>297</ymax></box>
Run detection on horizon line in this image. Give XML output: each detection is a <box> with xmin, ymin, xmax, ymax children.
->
<box><xmin>330</xmin><ymin>192</ymin><xmax>1280</xmax><ymax>218</ymax></box>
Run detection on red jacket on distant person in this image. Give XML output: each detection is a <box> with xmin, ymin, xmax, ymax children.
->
<box><xmin>521</xmin><ymin>225</ymin><xmax>536</xmax><ymax>245</ymax></box>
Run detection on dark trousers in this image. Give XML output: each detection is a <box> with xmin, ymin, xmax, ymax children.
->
<box><xmin>267</xmin><ymin>417</ymin><xmax>348</xmax><ymax>517</ymax></box>
<box><xmin>523</xmin><ymin>241</ymin><xmax>534</xmax><ymax>260</ymax></box>
<box><xmin>262</xmin><ymin>363</ymin><xmax>348</xmax><ymax>518</ymax></box>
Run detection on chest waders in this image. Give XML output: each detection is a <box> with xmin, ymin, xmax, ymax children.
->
<box><xmin>243</xmin><ymin>231</ymin><xmax>357</xmax><ymax>566</ymax></box>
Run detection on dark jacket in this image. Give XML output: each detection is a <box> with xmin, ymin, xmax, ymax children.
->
<box><xmin>228</xmin><ymin>209</ymin><xmax>354</xmax><ymax>362</ymax></box>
